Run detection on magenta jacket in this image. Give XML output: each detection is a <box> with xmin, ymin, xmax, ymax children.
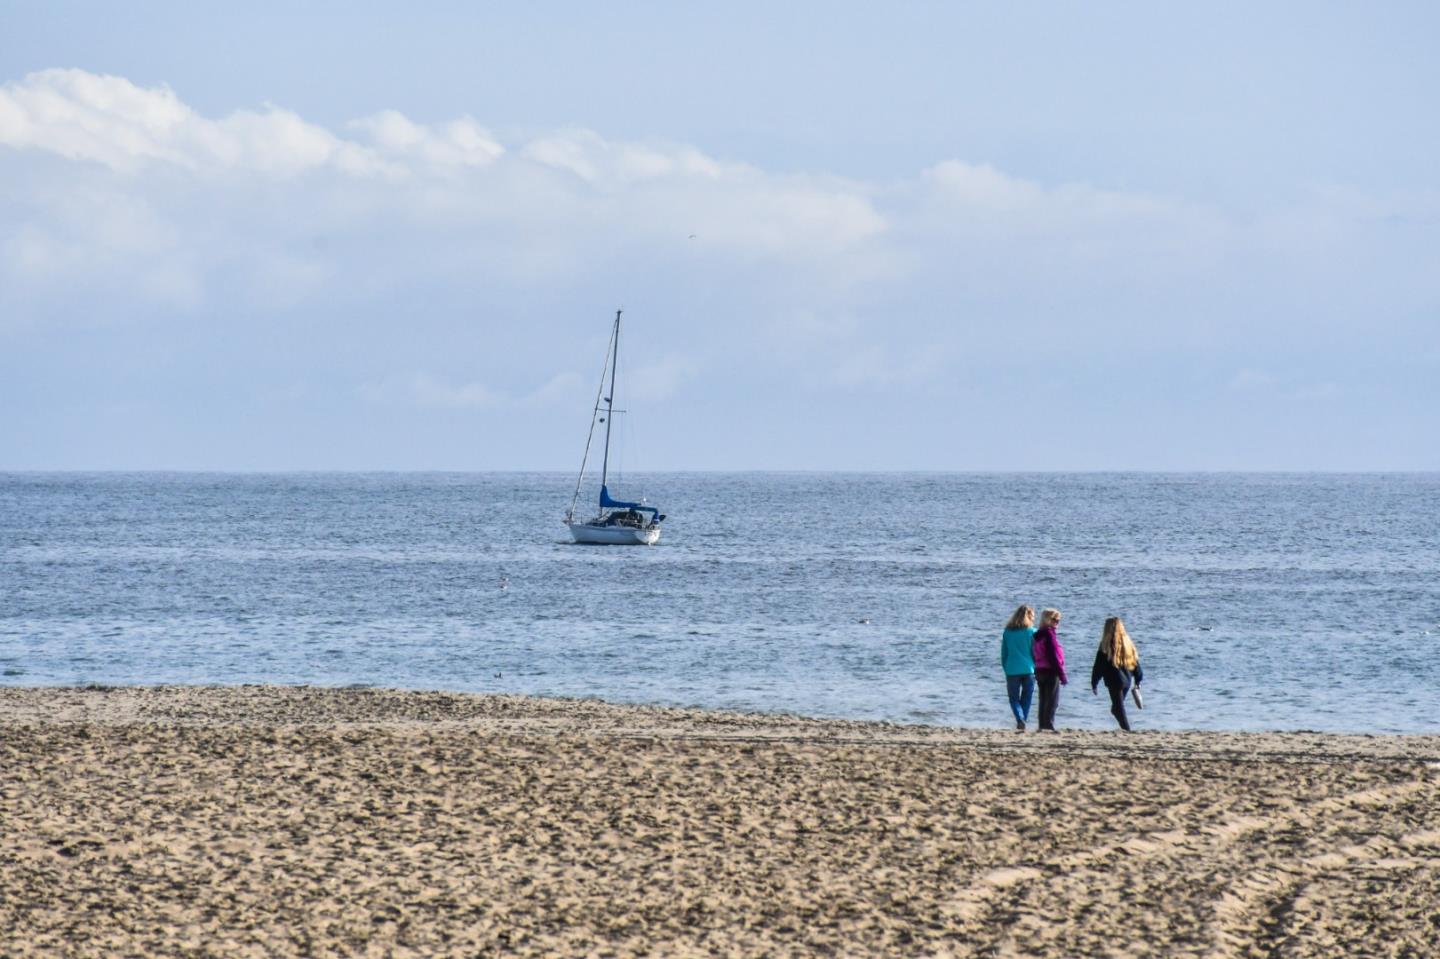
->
<box><xmin>1032</xmin><ymin>625</ymin><xmax>1068</xmax><ymax>684</ymax></box>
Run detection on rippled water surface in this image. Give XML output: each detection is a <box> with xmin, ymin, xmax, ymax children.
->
<box><xmin>2</xmin><ymin>472</ymin><xmax>1437</xmax><ymax>732</ymax></box>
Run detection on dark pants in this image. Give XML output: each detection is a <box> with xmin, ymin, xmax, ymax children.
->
<box><xmin>1035</xmin><ymin>669</ymin><xmax>1062</xmax><ymax>730</ymax></box>
<box><xmin>1105</xmin><ymin>675</ymin><xmax>1132</xmax><ymax>731</ymax></box>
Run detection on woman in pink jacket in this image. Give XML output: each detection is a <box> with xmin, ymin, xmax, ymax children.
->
<box><xmin>1031</xmin><ymin>608</ymin><xmax>1068</xmax><ymax>731</ymax></box>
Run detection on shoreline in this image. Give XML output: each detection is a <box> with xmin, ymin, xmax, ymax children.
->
<box><xmin>4</xmin><ymin>685</ymin><xmax>1438</xmax><ymax>956</ymax></box>
<box><xmin>4</xmin><ymin>681</ymin><xmax>1434</xmax><ymax>741</ymax></box>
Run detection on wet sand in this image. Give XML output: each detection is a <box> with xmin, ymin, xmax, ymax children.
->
<box><xmin>2</xmin><ymin>685</ymin><xmax>1438</xmax><ymax>957</ymax></box>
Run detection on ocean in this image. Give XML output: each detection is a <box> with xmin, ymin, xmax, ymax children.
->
<box><xmin>2</xmin><ymin>472</ymin><xmax>1437</xmax><ymax>733</ymax></box>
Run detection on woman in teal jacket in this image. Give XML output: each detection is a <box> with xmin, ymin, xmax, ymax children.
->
<box><xmin>1000</xmin><ymin>605</ymin><xmax>1037</xmax><ymax>731</ymax></box>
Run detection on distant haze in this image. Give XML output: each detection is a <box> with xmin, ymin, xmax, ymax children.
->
<box><xmin>2</xmin><ymin>3</ymin><xmax>1436</xmax><ymax>470</ymax></box>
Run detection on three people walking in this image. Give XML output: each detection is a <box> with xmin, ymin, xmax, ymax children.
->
<box><xmin>1000</xmin><ymin>608</ymin><xmax>1142</xmax><ymax>731</ymax></box>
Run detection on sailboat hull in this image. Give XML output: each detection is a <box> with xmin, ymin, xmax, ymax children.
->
<box><xmin>568</xmin><ymin>523</ymin><xmax>661</xmax><ymax>545</ymax></box>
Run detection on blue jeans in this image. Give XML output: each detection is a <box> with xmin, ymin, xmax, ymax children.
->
<box><xmin>1006</xmin><ymin>674</ymin><xmax>1035</xmax><ymax>725</ymax></box>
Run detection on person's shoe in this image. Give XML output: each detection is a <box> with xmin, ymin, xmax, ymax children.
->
<box><xmin>1015</xmin><ymin>720</ymin><xmax>1026</xmax><ymax>732</ymax></box>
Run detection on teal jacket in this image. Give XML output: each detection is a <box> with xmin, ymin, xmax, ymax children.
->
<box><xmin>1001</xmin><ymin>627</ymin><xmax>1037</xmax><ymax>677</ymax></box>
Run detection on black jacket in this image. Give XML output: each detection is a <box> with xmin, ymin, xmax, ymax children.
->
<box><xmin>1091</xmin><ymin>651</ymin><xmax>1143</xmax><ymax>691</ymax></box>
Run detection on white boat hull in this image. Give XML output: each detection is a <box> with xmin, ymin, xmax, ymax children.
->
<box><xmin>568</xmin><ymin>522</ymin><xmax>661</xmax><ymax>545</ymax></box>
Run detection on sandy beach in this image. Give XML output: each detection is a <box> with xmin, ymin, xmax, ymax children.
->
<box><xmin>2</xmin><ymin>686</ymin><xmax>1437</xmax><ymax>957</ymax></box>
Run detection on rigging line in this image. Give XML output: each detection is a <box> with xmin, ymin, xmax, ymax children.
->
<box><xmin>599</xmin><ymin>310</ymin><xmax>621</xmax><ymax>490</ymax></box>
<box><xmin>566</xmin><ymin>314</ymin><xmax>620</xmax><ymax>522</ymax></box>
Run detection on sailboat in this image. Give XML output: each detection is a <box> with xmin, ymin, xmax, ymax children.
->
<box><xmin>564</xmin><ymin>310</ymin><xmax>665</xmax><ymax>545</ymax></box>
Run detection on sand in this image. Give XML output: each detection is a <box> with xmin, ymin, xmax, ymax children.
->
<box><xmin>2</xmin><ymin>686</ymin><xmax>1437</xmax><ymax>957</ymax></box>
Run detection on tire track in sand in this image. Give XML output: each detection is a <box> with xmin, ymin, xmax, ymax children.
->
<box><xmin>1202</xmin><ymin>777</ymin><xmax>1440</xmax><ymax>958</ymax></box>
<box><xmin>944</xmin><ymin>774</ymin><xmax>1436</xmax><ymax>958</ymax></box>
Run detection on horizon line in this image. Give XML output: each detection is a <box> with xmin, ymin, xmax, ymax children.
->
<box><xmin>2</xmin><ymin>468</ymin><xmax>1437</xmax><ymax>477</ymax></box>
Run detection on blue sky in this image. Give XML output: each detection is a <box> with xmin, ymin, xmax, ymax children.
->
<box><xmin>2</xmin><ymin>2</ymin><xmax>1437</xmax><ymax>469</ymax></box>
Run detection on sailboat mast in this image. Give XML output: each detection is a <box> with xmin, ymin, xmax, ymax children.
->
<box><xmin>599</xmin><ymin>309</ymin><xmax>621</xmax><ymax>489</ymax></box>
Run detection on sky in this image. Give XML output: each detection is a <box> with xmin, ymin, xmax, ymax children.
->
<box><xmin>2</xmin><ymin>2</ymin><xmax>1437</xmax><ymax>470</ymax></box>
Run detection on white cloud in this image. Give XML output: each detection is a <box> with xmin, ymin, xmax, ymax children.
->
<box><xmin>914</xmin><ymin>159</ymin><xmax>1229</xmax><ymax>272</ymax></box>
<box><xmin>0</xmin><ymin>68</ymin><xmax>891</xmax><ymax>305</ymax></box>
<box><xmin>0</xmin><ymin>69</ymin><xmax>391</xmax><ymax>177</ymax></box>
<box><xmin>0</xmin><ymin>68</ymin><xmax>879</xmax><ymax>266</ymax></box>
<box><xmin>2</xmin><ymin>66</ymin><xmax>1432</xmax><ymax>384</ymax></box>
<box><xmin>522</xmin><ymin>128</ymin><xmax>721</xmax><ymax>185</ymax></box>
<box><xmin>216</xmin><ymin>106</ymin><xmax>386</xmax><ymax>177</ymax></box>
<box><xmin>923</xmin><ymin>160</ymin><xmax>1197</xmax><ymax>224</ymax></box>
<box><xmin>350</xmin><ymin>109</ymin><xmax>504</xmax><ymax>170</ymax></box>
<box><xmin>0</xmin><ymin>183</ymin><xmax>202</xmax><ymax>310</ymax></box>
<box><xmin>923</xmin><ymin>161</ymin><xmax>1044</xmax><ymax>212</ymax></box>
<box><xmin>0</xmin><ymin>68</ymin><xmax>191</xmax><ymax>170</ymax></box>
<box><xmin>504</xmin><ymin>129</ymin><xmax>885</xmax><ymax>261</ymax></box>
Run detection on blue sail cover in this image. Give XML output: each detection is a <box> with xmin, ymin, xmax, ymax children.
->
<box><xmin>600</xmin><ymin>484</ymin><xmax>658</xmax><ymax>517</ymax></box>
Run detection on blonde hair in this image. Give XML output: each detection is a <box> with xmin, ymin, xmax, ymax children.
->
<box><xmin>1038</xmin><ymin>608</ymin><xmax>1061</xmax><ymax>628</ymax></box>
<box><xmin>1004</xmin><ymin>605</ymin><xmax>1035</xmax><ymax>631</ymax></box>
<box><xmin>1099</xmin><ymin>617</ymin><xmax>1139</xmax><ymax>670</ymax></box>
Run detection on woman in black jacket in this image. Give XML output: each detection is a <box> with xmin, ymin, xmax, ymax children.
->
<box><xmin>1091</xmin><ymin>617</ymin><xmax>1144</xmax><ymax>731</ymax></box>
